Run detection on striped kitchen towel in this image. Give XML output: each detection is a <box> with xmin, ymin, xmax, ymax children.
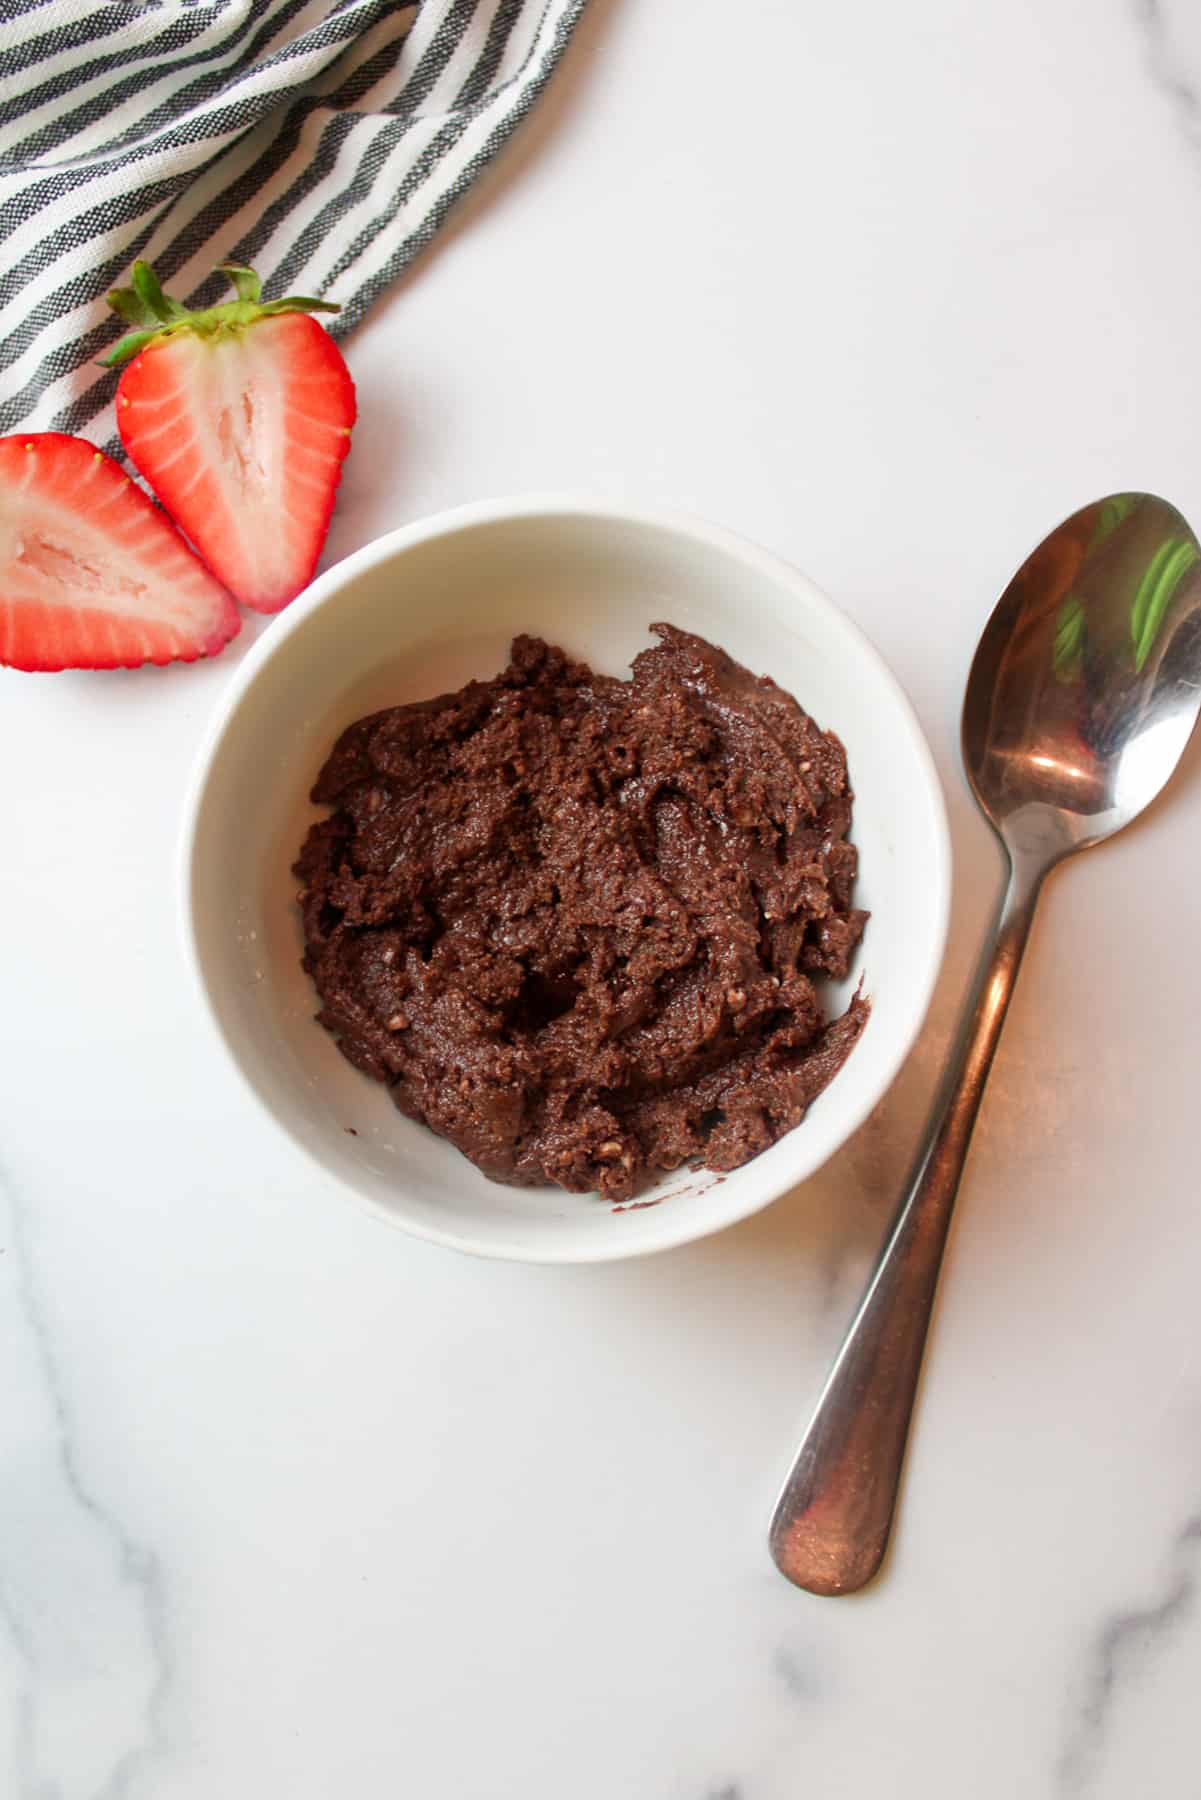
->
<box><xmin>0</xmin><ymin>0</ymin><xmax>589</xmax><ymax>448</ymax></box>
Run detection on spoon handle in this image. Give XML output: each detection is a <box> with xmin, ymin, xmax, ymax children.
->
<box><xmin>768</xmin><ymin>854</ymin><xmax>1044</xmax><ymax>1595</ymax></box>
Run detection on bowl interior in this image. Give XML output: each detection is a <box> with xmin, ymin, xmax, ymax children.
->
<box><xmin>185</xmin><ymin>505</ymin><xmax>948</xmax><ymax>1261</ymax></box>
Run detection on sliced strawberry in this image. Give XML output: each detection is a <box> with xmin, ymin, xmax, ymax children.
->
<box><xmin>105</xmin><ymin>262</ymin><xmax>356</xmax><ymax>613</ymax></box>
<box><xmin>0</xmin><ymin>434</ymin><xmax>240</xmax><ymax>673</ymax></box>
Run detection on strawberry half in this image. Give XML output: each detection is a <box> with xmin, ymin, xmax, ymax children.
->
<box><xmin>0</xmin><ymin>433</ymin><xmax>240</xmax><ymax>672</ymax></box>
<box><xmin>104</xmin><ymin>262</ymin><xmax>356</xmax><ymax>614</ymax></box>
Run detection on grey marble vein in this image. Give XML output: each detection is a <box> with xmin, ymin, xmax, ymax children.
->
<box><xmin>1135</xmin><ymin>0</ymin><xmax>1201</xmax><ymax>153</ymax></box>
<box><xmin>0</xmin><ymin>1165</ymin><xmax>170</xmax><ymax>1800</ymax></box>
<box><xmin>1058</xmin><ymin>1510</ymin><xmax>1201</xmax><ymax>1794</ymax></box>
<box><xmin>0</xmin><ymin>1579</ymin><xmax>40</xmax><ymax>1800</ymax></box>
<box><xmin>772</xmin><ymin>1643</ymin><xmax>814</xmax><ymax>1702</ymax></box>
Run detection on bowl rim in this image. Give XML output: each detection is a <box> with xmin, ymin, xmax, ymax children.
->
<box><xmin>178</xmin><ymin>491</ymin><xmax>952</xmax><ymax>1263</ymax></box>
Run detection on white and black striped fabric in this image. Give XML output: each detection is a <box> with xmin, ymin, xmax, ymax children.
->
<box><xmin>0</xmin><ymin>0</ymin><xmax>588</xmax><ymax>449</ymax></box>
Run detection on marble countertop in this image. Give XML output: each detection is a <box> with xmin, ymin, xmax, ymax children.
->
<box><xmin>4</xmin><ymin>2</ymin><xmax>1201</xmax><ymax>1795</ymax></box>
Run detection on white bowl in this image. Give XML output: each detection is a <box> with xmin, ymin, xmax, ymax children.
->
<box><xmin>180</xmin><ymin>497</ymin><xmax>950</xmax><ymax>1263</ymax></box>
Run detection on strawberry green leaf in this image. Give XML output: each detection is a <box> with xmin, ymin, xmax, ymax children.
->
<box><xmin>219</xmin><ymin>264</ymin><xmax>262</xmax><ymax>304</ymax></box>
<box><xmin>131</xmin><ymin>260</ymin><xmax>186</xmax><ymax>323</ymax></box>
<box><xmin>99</xmin><ymin>327</ymin><xmax>165</xmax><ymax>367</ymax></box>
<box><xmin>105</xmin><ymin>286</ymin><xmax>160</xmax><ymax>328</ymax></box>
<box><xmin>258</xmin><ymin>294</ymin><xmax>341</xmax><ymax>316</ymax></box>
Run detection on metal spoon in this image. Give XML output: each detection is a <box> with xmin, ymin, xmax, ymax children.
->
<box><xmin>769</xmin><ymin>492</ymin><xmax>1201</xmax><ymax>1596</ymax></box>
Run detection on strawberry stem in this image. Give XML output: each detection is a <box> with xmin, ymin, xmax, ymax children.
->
<box><xmin>100</xmin><ymin>261</ymin><xmax>341</xmax><ymax>367</ymax></box>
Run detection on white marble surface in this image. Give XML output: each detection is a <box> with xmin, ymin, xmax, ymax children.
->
<box><xmin>4</xmin><ymin>1</ymin><xmax>1201</xmax><ymax>1794</ymax></box>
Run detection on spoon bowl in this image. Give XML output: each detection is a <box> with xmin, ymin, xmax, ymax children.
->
<box><xmin>963</xmin><ymin>492</ymin><xmax>1201</xmax><ymax>861</ymax></box>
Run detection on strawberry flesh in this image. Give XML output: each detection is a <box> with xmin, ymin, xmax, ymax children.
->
<box><xmin>117</xmin><ymin>314</ymin><xmax>354</xmax><ymax>613</ymax></box>
<box><xmin>0</xmin><ymin>433</ymin><xmax>240</xmax><ymax>672</ymax></box>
